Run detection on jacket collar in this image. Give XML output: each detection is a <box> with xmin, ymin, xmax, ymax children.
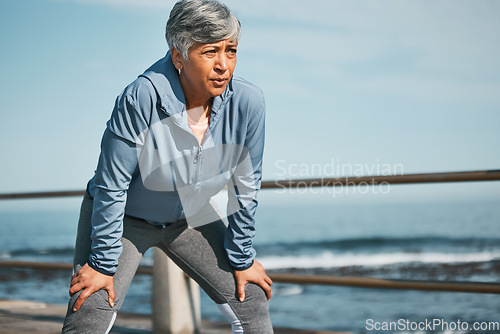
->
<box><xmin>140</xmin><ymin>51</ymin><xmax>234</xmax><ymax>117</ymax></box>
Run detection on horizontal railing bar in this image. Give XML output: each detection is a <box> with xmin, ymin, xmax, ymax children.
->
<box><xmin>0</xmin><ymin>170</ymin><xmax>498</xmax><ymax>199</ymax></box>
<box><xmin>268</xmin><ymin>273</ymin><xmax>500</xmax><ymax>294</ymax></box>
<box><xmin>2</xmin><ymin>261</ymin><xmax>499</xmax><ymax>294</ymax></box>
<box><xmin>0</xmin><ymin>261</ymin><xmax>152</xmax><ymax>275</ymax></box>
<box><xmin>261</xmin><ymin>169</ymin><xmax>500</xmax><ymax>189</ymax></box>
<box><xmin>0</xmin><ymin>190</ymin><xmax>85</xmax><ymax>200</ymax></box>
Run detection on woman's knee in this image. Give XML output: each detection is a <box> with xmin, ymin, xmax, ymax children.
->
<box><xmin>63</xmin><ymin>289</ymin><xmax>118</xmax><ymax>334</ymax></box>
<box><xmin>227</xmin><ymin>283</ymin><xmax>273</xmax><ymax>333</ymax></box>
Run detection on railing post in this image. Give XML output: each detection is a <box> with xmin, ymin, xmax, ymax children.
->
<box><xmin>152</xmin><ymin>247</ymin><xmax>201</xmax><ymax>334</ymax></box>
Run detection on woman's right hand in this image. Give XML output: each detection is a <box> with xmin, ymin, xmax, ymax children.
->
<box><xmin>69</xmin><ymin>263</ymin><xmax>115</xmax><ymax>312</ymax></box>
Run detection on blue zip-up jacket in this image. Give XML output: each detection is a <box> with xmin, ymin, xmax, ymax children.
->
<box><xmin>86</xmin><ymin>51</ymin><xmax>265</xmax><ymax>275</ymax></box>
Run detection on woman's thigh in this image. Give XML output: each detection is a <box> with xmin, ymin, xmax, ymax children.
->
<box><xmin>158</xmin><ymin>219</ymin><xmax>273</xmax><ymax>333</ymax></box>
<box><xmin>62</xmin><ymin>195</ymin><xmax>160</xmax><ymax>333</ymax></box>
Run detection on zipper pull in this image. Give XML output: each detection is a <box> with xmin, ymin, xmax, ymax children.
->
<box><xmin>193</xmin><ymin>147</ymin><xmax>202</xmax><ymax>164</ymax></box>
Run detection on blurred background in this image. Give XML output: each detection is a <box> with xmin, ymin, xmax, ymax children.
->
<box><xmin>1</xmin><ymin>1</ymin><xmax>499</xmax><ymax>332</ymax></box>
<box><xmin>0</xmin><ymin>0</ymin><xmax>499</xmax><ymax>206</ymax></box>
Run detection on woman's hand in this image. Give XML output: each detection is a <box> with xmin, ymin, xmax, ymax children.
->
<box><xmin>233</xmin><ymin>260</ymin><xmax>272</xmax><ymax>302</ymax></box>
<box><xmin>69</xmin><ymin>263</ymin><xmax>115</xmax><ymax>312</ymax></box>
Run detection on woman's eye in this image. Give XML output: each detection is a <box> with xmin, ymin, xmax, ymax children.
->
<box><xmin>228</xmin><ymin>48</ymin><xmax>237</xmax><ymax>55</ymax></box>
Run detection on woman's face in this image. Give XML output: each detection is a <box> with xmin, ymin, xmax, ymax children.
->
<box><xmin>173</xmin><ymin>39</ymin><xmax>238</xmax><ymax>107</ymax></box>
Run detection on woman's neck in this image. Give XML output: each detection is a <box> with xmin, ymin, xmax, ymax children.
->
<box><xmin>185</xmin><ymin>100</ymin><xmax>211</xmax><ymax>145</ymax></box>
<box><xmin>179</xmin><ymin>72</ymin><xmax>212</xmax><ymax>113</ymax></box>
<box><xmin>185</xmin><ymin>98</ymin><xmax>212</xmax><ymax>123</ymax></box>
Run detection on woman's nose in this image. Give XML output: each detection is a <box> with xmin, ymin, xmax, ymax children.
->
<box><xmin>215</xmin><ymin>54</ymin><xmax>228</xmax><ymax>72</ymax></box>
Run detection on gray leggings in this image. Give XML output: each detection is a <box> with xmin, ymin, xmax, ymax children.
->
<box><xmin>62</xmin><ymin>193</ymin><xmax>273</xmax><ymax>333</ymax></box>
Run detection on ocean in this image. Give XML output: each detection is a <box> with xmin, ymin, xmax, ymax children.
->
<box><xmin>0</xmin><ymin>197</ymin><xmax>499</xmax><ymax>333</ymax></box>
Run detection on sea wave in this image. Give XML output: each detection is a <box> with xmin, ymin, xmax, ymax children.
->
<box><xmin>259</xmin><ymin>250</ymin><xmax>500</xmax><ymax>270</ymax></box>
<box><xmin>255</xmin><ymin>236</ymin><xmax>500</xmax><ymax>255</ymax></box>
<box><xmin>0</xmin><ymin>247</ymin><xmax>75</xmax><ymax>259</ymax></box>
<box><xmin>3</xmin><ymin>238</ymin><xmax>500</xmax><ymax>272</ymax></box>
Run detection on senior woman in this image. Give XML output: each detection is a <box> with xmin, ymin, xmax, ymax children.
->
<box><xmin>62</xmin><ymin>0</ymin><xmax>273</xmax><ymax>333</ymax></box>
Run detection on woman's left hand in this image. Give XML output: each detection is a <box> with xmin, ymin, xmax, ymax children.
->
<box><xmin>233</xmin><ymin>260</ymin><xmax>272</xmax><ymax>302</ymax></box>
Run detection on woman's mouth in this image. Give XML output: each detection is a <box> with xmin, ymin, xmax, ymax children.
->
<box><xmin>211</xmin><ymin>78</ymin><xmax>227</xmax><ymax>87</ymax></box>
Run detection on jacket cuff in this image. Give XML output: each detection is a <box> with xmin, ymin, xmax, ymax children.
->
<box><xmin>87</xmin><ymin>259</ymin><xmax>115</xmax><ymax>276</ymax></box>
<box><xmin>231</xmin><ymin>259</ymin><xmax>255</xmax><ymax>271</ymax></box>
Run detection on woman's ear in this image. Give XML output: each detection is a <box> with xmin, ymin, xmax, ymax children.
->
<box><xmin>170</xmin><ymin>47</ymin><xmax>183</xmax><ymax>71</ymax></box>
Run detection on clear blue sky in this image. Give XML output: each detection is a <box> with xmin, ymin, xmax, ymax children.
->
<box><xmin>1</xmin><ymin>0</ymin><xmax>499</xmax><ymax>207</ymax></box>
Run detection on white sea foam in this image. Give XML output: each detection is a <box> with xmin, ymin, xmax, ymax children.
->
<box><xmin>0</xmin><ymin>252</ymin><xmax>11</xmax><ymax>259</ymax></box>
<box><xmin>259</xmin><ymin>251</ymin><xmax>500</xmax><ymax>270</ymax></box>
<box><xmin>274</xmin><ymin>284</ymin><xmax>304</xmax><ymax>296</ymax></box>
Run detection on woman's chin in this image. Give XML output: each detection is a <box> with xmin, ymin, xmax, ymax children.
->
<box><xmin>208</xmin><ymin>86</ymin><xmax>228</xmax><ymax>97</ymax></box>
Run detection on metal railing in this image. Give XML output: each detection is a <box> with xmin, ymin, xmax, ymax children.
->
<box><xmin>2</xmin><ymin>169</ymin><xmax>499</xmax><ymax>200</ymax></box>
<box><xmin>1</xmin><ymin>169</ymin><xmax>500</xmax><ymax>296</ymax></box>
<box><xmin>261</xmin><ymin>169</ymin><xmax>500</xmax><ymax>189</ymax></box>
<box><xmin>1</xmin><ymin>260</ymin><xmax>500</xmax><ymax>294</ymax></box>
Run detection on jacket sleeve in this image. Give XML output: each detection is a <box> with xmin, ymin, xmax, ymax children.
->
<box><xmin>224</xmin><ymin>91</ymin><xmax>265</xmax><ymax>271</ymax></box>
<box><xmin>88</xmin><ymin>83</ymin><xmax>152</xmax><ymax>276</ymax></box>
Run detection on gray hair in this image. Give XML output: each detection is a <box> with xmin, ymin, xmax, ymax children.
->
<box><xmin>166</xmin><ymin>0</ymin><xmax>241</xmax><ymax>59</ymax></box>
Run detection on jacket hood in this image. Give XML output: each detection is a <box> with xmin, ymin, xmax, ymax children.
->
<box><xmin>139</xmin><ymin>51</ymin><xmax>233</xmax><ymax>117</ymax></box>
